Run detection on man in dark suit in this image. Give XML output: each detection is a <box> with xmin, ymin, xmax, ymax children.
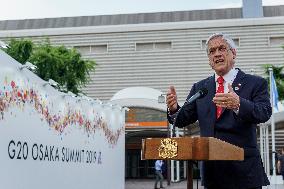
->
<box><xmin>166</xmin><ymin>33</ymin><xmax>272</xmax><ymax>189</ymax></box>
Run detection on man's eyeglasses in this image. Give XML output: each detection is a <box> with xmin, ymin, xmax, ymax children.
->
<box><xmin>208</xmin><ymin>45</ymin><xmax>230</xmax><ymax>56</ymax></box>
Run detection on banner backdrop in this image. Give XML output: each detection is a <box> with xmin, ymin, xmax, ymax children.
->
<box><xmin>0</xmin><ymin>50</ymin><xmax>125</xmax><ymax>189</ymax></box>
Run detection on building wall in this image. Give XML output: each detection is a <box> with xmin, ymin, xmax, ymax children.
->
<box><xmin>1</xmin><ymin>5</ymin><xmax>284</xmax><ymax>30</ymax></box>
<box><xmin>1</xmin><ymin>17</ymin><xmax>284</xmax><ymax>102</ymax></box>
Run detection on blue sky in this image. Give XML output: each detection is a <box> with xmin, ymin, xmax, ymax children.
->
<box><xmin>1</xmin><ymin>0</ymin><xmax>284</xmax><ymax>20</ymax></box>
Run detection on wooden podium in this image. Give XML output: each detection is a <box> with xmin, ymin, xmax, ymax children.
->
<box><xmin>141</xmin><ymin>137</ymin><xmax>244</xmax><ymax>189</ymax></box>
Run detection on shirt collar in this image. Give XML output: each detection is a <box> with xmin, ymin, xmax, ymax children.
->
<box><xmin>215</xmin><ymin>67</ymin><xmax>238</xmax><ymax>83</ymax></box>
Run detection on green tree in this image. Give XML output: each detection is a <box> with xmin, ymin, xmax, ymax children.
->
<box><xmin>2</xmin><ymin>38</ymin><xmax>96</xmax><ymax>95</ymax></box>
<box><xmin>264</xmin><ymin>64</ymin><xmax>284</xmax><ymax>101</ymax></box>
<box><xmin>3</xmin><ymin>38</ymin><xmax>33</xmax><ymax>64</ymax></box>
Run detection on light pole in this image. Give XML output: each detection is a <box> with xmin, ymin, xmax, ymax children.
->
<box><xmin>158</xmin><ymin>93</ymin><xmax>171</xmax><ymax>186</ymax></box>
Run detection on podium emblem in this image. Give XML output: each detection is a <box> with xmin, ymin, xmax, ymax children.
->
<box><xmin>158</xmin><ymin>138</ymin><xmax>178</xmax><ymax>159</ymax></box>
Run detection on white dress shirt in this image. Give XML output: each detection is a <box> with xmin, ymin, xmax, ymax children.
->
<box><xmin>215</xmin><ymin>68</ymin><xmax>238</xmax><ymax>93</ymax></box>
<box><xmin>215</xmin><ymin>67</ymin><xmax>239</xmax><ymax>113</ymax></box>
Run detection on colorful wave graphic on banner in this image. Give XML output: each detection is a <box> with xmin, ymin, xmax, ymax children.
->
<box><xmin>0</xmin><ymin>80</ymin><xmax>124</xmax><ymax>146</ymax></box>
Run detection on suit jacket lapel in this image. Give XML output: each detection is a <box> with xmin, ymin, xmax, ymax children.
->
<box><xmin>232</xmin><ymin>68</ymin><xmax>246</xmax><ymax>95</ymax></box>
<box><xmin>221</xmin><ymin>68</ymin><xmax>246</xmax><ymax>116</ymax></box>
<box><xmin>204</xmin><ymin>75</ymin><xmax>216</xmax><ymax>123</ymax></box>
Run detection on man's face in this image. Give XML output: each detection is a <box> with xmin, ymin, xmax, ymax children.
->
<box><xmin>207</xmin><ymin>36</ymin><xmax>236</xmax><ymax>76</ymax></box>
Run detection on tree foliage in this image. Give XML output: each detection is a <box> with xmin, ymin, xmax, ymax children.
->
<box><xmin>2</xmin><ymin>38</ymin><xmax>96</xmax><ymax>95</ymax></box>
<box><xmin>4</xmin><ymin>38</ymin><xmax>33</xmax><ymax>64</ymax></box>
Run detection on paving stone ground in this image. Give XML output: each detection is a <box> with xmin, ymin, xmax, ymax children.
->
<box><xmin>125</xmin><ymin>179</ymin><xmax>284</xmax><ymax>189</ymax></box>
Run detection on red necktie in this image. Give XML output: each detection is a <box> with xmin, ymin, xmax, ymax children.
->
<box><xmin>216</xmin><ymin>76</ymin><xmax>224</xmax><ymax>119</ymax></box>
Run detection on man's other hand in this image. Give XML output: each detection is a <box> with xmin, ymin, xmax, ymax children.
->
<box><xmin>213</xmin><ymin>84</ymin><xmax>240</xmax><ymax>110</ymax></box>
<box><xmin>166</xmin><ymin>86</ymin><xmax>178</xmax><ymax>113</ymax></box>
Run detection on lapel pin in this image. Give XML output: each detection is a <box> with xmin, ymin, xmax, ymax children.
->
<box><xmin>234</xmin><ymin>83</ymin><xmax>241</xmax><ymax>91</ymax></box>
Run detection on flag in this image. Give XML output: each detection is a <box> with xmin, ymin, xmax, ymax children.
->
<box><xmin>271</xmin><ymin>73</ymin><xmax>279</xmax><ymax>110</ymax></box>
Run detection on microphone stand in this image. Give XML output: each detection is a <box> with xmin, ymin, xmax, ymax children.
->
<box><xmin>173</xmin><ymin>105</ymin><xmax>194</xmax><ymax>189</ymax></box>
<box><xmin>170</xmin><ymin>88</ymin><xmax>207</xmax><ymax>189</ymax></box>
<box><xmin>172</xmin><ymin>124</ymin><xmax>176</xmax><ymax>137</ymax></box>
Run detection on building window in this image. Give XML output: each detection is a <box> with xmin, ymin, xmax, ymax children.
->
<box><xmin>269</xmin><ymin>36</ymin><xmax>284</xmax><ymax>47</ymax></box>
<box><xmin>201</xmin><ymin>40</ymin><xmax>207</xmax><ymax>50</ymax></box>
<box><xmin>136</xmin><ymin>43</ymin><xmax>154</xmax><ymax>51</ymax></box>
<box><xmin>75</xmin><ymin>44</ymin><xmax>108</xmax><ymax>54</ymax></box>
<box><xmin>233</xmin><ymin>38</ymin><xmax>240</xmax><ymax>47</ymax></box>
<box><xmin>201</xmin><ymin>38</ymin><xmax>240</xmax><ymax>49</ymax></box>
<box><xmin>90</xmin><ymin>44</ymin><xmax>108</xmax><ymax>53</ymax></box>
<box><xmin>154</xmin><ymin>42</ymin><xmax>172</xmax><ymax>50</ymax></box>
<box><xmin>75</xmin><ymin>46</ymin><xmax>91</xmax><ymax>54</ymax></box>
<box><xmin>136</xmin><ymin>42</ymin><xmax>172</xmax><ymax>51</ymax></box>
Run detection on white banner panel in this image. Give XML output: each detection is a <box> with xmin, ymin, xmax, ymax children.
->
<box><xmin>0</xmin><ymin>50</ymin><xmax>125</xmax><ymax>189</ymax></box>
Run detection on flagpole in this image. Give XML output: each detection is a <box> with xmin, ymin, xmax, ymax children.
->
<box><xmin>265</xmin><ymin>124</ymin><xmax>270</xmax><ymax>175</ymax></box>
<box><xmin>269</xmin><ymin>67</ymin><xmax>276</xmax><ymax>180</ymax></box>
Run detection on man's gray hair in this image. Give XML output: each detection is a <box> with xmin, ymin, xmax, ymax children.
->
<box><xmin>205</xmin><ymin>33</ymin><xmax>237</xmax><ymax>54</ymax></box>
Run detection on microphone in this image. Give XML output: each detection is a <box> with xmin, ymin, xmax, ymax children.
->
<box><xmin>186</xmin><ymin>88</ymin><xmax>208</xmax><ymax>104</ymax></box>
<box><xmin>172</xmin><ymin>88</ymin><xmax>208</xmax><ymax>137</ymax></box>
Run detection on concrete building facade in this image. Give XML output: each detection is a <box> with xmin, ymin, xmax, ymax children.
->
<box><xmin>0</xmin><ymin>6</ymin><xmax>284</xmax><ymax>102</ymax></box>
